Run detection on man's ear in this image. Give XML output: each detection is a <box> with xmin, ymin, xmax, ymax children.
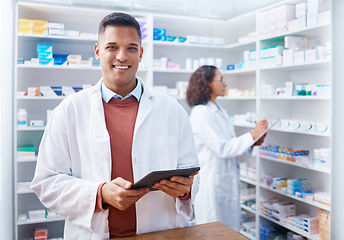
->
<box><xmin>94</xmin><ymin>43</ymin><xmax>100</xmax><ymax>60</ymax></box>
<box><xmin>139</xmin><ymin>47</ymin><xmax>143</xmax><ymax>62</ymax></box>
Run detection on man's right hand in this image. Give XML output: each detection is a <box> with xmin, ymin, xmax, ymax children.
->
<box><xmin>101</xmin><ymin>177</ymin><xmax>150</xmax><ymax>211</ymax></box>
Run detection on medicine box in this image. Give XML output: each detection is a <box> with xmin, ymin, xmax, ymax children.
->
<box><xmin>285</xmin><ymin>36</ymin><xmax>309</xmax><ymax>49</ymax></box>
<box><xmin>48</xmin><ymin>28</ymin><xmax>64</xmax><ymax>36</ymax></box>
<box><xmin>28</xmin><ymin>209</ymin><xmax>46</xmax><ymax>220</ymax></box>
<box><xmin>305</xmin><ymin>49</ymin><xmax>317</xmax><ymax>62</ymax></box>
<box><xmin>48</xmin><ymin>22</ymin><xmax>64</xmax><ymax>29</ymax></box>
<box><xmin>37</xmin><ymin>43</ymin><xmax>52</xmax><ymax>53</ymax></box>
<box><xmin>18</xmin><ymin>18</ymin><xmax>33</xmax><ymax>34</ymax></box>
<box><xmin>294</xmin><ymin>51</ymin><xmax>305</xmax><ymax>64</ymax></box>
<box><xmin>307</xmin><ymin>13</ymin><xmax>318</xmax><ymax>27</ymax></box>
<box><xmin>17</xmin><ymin>145</ymin><xmax>35</xmax><ymax>158</ymax></box>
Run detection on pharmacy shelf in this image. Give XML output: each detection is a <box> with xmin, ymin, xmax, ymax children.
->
<box><xmin>258</xmin><ymin>154</ymin><xmax>331</xmax><ymax>174</ymax></box>
<box><xmin>17</xmin><ymin>96</ymin><xmax>65</xmax><ymax>100</ymax></box>
<box><xmin>17</xmin><ymin>33</ymin><xmax>97</xmax><ymax>42</ymax></box>
<box><xmin>260</xmin><ymin>96</ymin><xmax>330</xmax><ymax>100</ymax></box>
<box><xmin>240</xmin><ymin>177</ymin><xmax>256</xmax><ymax>186</ymax></box>
<box><xmin>153</xmin><ymin>41</ymin><xmax>226</xmax><ymax>49</ymax></box>
<box><xmin>17</xmin><ymin>156</ymin><xmax>37</xmax><ymax>163</ymax></box>
<box><xmin>241</xmin><ymin>204</ymin><xmax>256</xmax><ymax>214</ymax></box>
<box><xmin>260</xmin><ymin>59</ymin><xmax>331</xmax><ymax>71</ymax></box>
<box><xmin>233</xmin><ymin>123</ymin><xmax>256</xmax><ymax>128</ymax></box>
<box><xmin>259</xmin><ymin>22</ymin><xmax>330</xmax><ymax>41</ymax></box>
<box><xmin>17</xmin><ymin>188</ymin><xmax>34</xmax><ymax>194</ymax></box>
<box><xmin>17</xmin><ymin>216</ymin><xmax>65</xmax><ymax>225</ymax></box>
<box><xmin>218</xmin><ymin>96</ymin><xmax>256</xmax><ymax>100</ymax></box>
<box><xmin>17</xmin><ymin>64</ymin><xmax>101</xmax><ymax>70</ymax></box>
<box><xmin>223</xmin><ymin>69</ymin><xmax>256</xmax><ymax>75</ymax></box>
<box><xmin>153</xmin><ymin>69</ymin><xmax>193</xmax><ymax>73</ymax></box>
<box><xmin>259</xmin><ymin>214</ymin><xmax>320</xmax><ymax>240</ymax></box>
<box><xmin>240</xmin><ymin>230</ymin><xmax>256</xmax><ymax>240</ymax></box>
<box><xmin>17</xmin><ymin>126</ymin><xmax>45</xmax><ymax>131</ymax></box>
<box><xmin>227</xmin><ymin>40</ymin><xmax>256</xmax><ymax>51</ymax></box>
<box><xmin>17</xmin><ymin>64</ymin><xmax>149</xmax><ymax>72</ymax></box>
<box><xmin>260</xmin><ymin>184</ymin><xmax>331</xmax><ymax>211</ymax></box>
<box><xmin>268</xmin><ymin>127</ymin><xmax>330</xmax><ymax>137</ymax></box>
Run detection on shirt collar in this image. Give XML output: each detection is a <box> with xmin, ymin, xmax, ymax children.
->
<box><xmin>101</xmin><ymin>78</ymin><xmax>143</xmax><ymax>103</ymax></box>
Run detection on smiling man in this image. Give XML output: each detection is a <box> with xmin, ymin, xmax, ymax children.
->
<box><xmin>31</xmin><ymin>12</ymin><xmax>199</xmax><ymax>239</ymax></box>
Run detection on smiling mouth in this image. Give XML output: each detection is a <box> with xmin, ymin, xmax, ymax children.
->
<box><xmin>112</xmin><ymin>65</ymin><xmax>130</xmax><ymax>70</ymax></box>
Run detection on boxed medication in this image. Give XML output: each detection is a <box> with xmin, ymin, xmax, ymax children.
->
<box><xmin>283</xmin><ymin>49</ymin><xmax>294</xmax><ymax>65</ymax></box>
<box><xmin>17</xmin><ymin>145</ymin><xmax>35</xmax><ymax>158</ymax></box>
<box><xmin>307</xmin><ymin>13</ymin><xmax>318</xmax><ymax>27</ymax></box>
<box><xmin>294</xmin><ymin>51</ymin><xmax>305</xmax><ymax>64</ymax></box>
<box><xmin>18</xmin><ymin>18</ymin><xmax>33</xmax><ymax>34</ymax></box>
<box><xmin>48</xmin><ymin>22</ymin><xmax>64</xmax><ymax>29</ymax></box>
<box><xmin>48</xmin><ymin>28</ymin><xmax>64</xmax><ymax>36</ymax></box>
<box><xmin>28</xmin><ymin>209</ymin><xmax>46</xmax><ymax>220</ymax></box>
<box><xmin>318</xmin><ymin>11</ymin><xmax>331</xmax><ymax>25</ymax></box>
<box><xmin>305</xmin><ymin>49</ymin><xmax>317</xmax><ymax>62</ymax></box>
<box><xmin>284</xmin><ymin>36</ymin><xmax>309</xmax><ymax>49</ymax></box>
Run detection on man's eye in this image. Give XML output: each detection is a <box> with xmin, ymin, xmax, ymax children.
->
<box><xmin>107</xmin><ymin>46</ymin><xmax>116</xmax><ymax>50</ymax></box>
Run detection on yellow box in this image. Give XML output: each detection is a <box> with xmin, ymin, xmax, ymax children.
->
<box><xmin>18</xmin><ymin>26</ymin><xmax>33</xmax><ymax>34</ymax></box>
<box><xmin>33</xmin><ymin>28</ymin><xmax>48</xmax><ymax>35</ymax></box>
<box><xmin>33</xmin><ymin>20</ymin><xmax>48</xmax><ymax>29</ymax></box>
<box><xmin>18</xmin><ymin>18</ymin><xmax>33</xmax><ymax>28</ymax></box>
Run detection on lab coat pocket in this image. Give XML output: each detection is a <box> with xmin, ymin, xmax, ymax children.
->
<box><xmin>155</xmin><ymin>135</ymin><xmax>179</xmax><ymax>170</ymax></box>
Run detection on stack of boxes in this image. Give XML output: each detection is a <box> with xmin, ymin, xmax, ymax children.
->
<box><xmin>260</xmin><ymin>46</ymin><xmax>284</xmax><ymax>67</ymax></box>
<box><xmin>33</xmin><ymin>20</ymin><xmax>48</xmax><ymax>35</ymax></box>
<box><xmin>259</xmin><ymin>4</ymin><xmax>296</xmax><ymax>38</ymax></box>
<box><xmin>48</xmin><ymin>22</ymin><xmax>64</xmax><ymax>36</ymax></box>
<box><xmin>18</xmin><ymin>19</ymin><xmax>33</xmax><ymax>35</ymax></box>
<box><xmin>37</xmin><ymin>43</ymin><xmax>53</xmax><ymax>65</ymax></box>
<box><xmin>317</xmin><ymin>209</ymin><xmax>330</xmax><ymax>240</ymax></box>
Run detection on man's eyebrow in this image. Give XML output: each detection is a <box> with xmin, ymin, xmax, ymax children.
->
<box><xmin>129</xmin><ymin>43</ymin><xmax>139</xmax><ymax>47</ymax></box>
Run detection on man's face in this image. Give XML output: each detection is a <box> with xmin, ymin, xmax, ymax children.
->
<box><xmin>95</xmin><ymin>25</ymin><xmax>143</xmax><ymax>94</ymax></box>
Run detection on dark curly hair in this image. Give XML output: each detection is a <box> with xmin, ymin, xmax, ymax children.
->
<box><xmin>186</xmin><ymin>65</ymin><xmax>217</xmax><ymax>107</ymax></box>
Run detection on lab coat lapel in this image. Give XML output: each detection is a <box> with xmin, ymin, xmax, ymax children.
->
<box><xmin>134</xmin><ymin>86</ymin><xmax>153</xmax><ymax>134</ymax></box>
<box><xmin>89</xmin><ymin>79</ymin><xmax>111</xmax><ymax>180</ymax></box>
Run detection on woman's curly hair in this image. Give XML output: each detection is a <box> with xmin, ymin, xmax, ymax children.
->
<box><xmin>186</xmin><ymin>65</ymin><xmax>217</xmax><ymax>107</ymax></box>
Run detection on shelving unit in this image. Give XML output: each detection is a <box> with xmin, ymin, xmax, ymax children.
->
<box><xmin>13</xmin><ymin>0</ymin><xmax>331</xmax><ymax>239</ymax></box>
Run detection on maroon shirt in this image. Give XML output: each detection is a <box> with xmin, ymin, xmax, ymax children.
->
<box><xmin>99</xmin><ymin>96</ymin><xmax>139</xmax><ymax>238</ymax></box>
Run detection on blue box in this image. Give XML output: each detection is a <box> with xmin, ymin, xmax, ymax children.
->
<box><xmin>37</xmin><ymin>43</ymin><xmax>52</xmax><ymax>52</ymax></box>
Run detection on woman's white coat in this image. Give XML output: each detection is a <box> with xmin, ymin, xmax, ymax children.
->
<box><xmin>190</xmin><ymin>101</ymin><xmax>253</xmax><ymax>231</ymax></box>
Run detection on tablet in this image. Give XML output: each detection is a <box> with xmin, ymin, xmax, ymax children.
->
<box><xmin>131</xmin><ymin>166</ymin><xmax>200</xmax><ymax>191</ymax></box>
<box><xmin>252</xmin><ymin>118</ymin><xmax>280</xmax><ymax>145</ymax></box>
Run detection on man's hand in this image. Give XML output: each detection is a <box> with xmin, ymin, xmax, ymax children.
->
<box><xmin>101</xmin><ymin>177</ymin><xmax>150</xmax><ymax>211</ymax></box>
<box><xmin>152</xmin><ymin>172</ymin><xmax>198</xmax><ymax>198</ymax></box>
<box><xmin>250</xmin><ymin>119</ymin><xmax>268</xmax><ymax>146</ymax></box>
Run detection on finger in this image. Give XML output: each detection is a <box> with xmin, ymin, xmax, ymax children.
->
<box><xmin>156</xmin><ymin>179</ymin><xmax>190</xmax><ymax>193</ymax></box>
<box><xmin>170</xmin><ymin>175</ymin><xmax>194</xmax><ymax>185</ymax></box>
<box><xmin>153</xmin><ymin>183</ymin><xmax>184</xmax><ymax>198</ymax></box>
<box><xmin>112</xmin><ymin>177</ymin><xmax>132</xmax><ymax>189</ymax></box>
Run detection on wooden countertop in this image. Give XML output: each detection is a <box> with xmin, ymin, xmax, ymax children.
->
<box><xmin>111</xmin><ymin>221</ymin><xmax>249</xmax><ymax>240</ymax></box>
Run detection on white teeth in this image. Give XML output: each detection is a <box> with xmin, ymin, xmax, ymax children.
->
<box><xmin>114</xmin><ymin>66</ymin><xmax>129</xmax><ymax>69</ymax></box>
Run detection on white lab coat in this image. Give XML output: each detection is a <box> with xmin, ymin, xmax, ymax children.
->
<box><xmin>190</xmin><ymin>101</ymin><xmax>254</xmax><ymax>232</ymax></box>
<box><xmin>30</xmin><ymin>78</ymin><xmax>199</xmax><ymax>240</ymax></box>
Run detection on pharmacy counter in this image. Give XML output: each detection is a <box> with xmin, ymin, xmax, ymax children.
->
<box><xmin>111</xmin><ymin>221</ymin><xmax>249</xmax><ymax>240</ymax></box>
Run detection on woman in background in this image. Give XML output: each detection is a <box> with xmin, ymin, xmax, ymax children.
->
<box><xmin>186</xmin><ymin>65</ymin><xmax>268</xmax><ymax>231</ymax></box>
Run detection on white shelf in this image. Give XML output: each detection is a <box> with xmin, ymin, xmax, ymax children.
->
<box><xmin>233</xmin><ymin>123</ymin><xmax>256</xmax><ymax>128</ymax></box>
<box><xmin>17</xmin><ymin>216</ymin><xmax>65</xmax><ymax>225</ymax></box>
<box><xmin>260</xmin><ymin>184</ymin><xmax>331</xmax><ymax>211</ymax></box>
<box><xmin>17</xmin><ymin>188</ymin><xmax>34</xmax><ymax>194</ymax></box>
<box><xmin>218</xmin><ymin>96</ymin><xmax>256</xmax><ymax>100</ymax></box>
<box><xmin>17</xmin><ymin>33</ymin><xmax>97</xmax><ymax>42</ymax></box>
<box><xmin>240</xmin><ymin>230</ymin><xmax>256</xmax><ymax>240</ymax></box>
<box><xmin>17</xmin><ymin>96</ymin><xmax>65</xmax><ymax>100</ymax></box>
<box><xmin>259</xmin><ymin>214</ymin><xmax>320</xmax><ymax>240</ymax></box>
<box><xmin>240</xmin><ymin>177</ymin><xmax>256</xmax><ymax>186</ymax></box>
<box><xmin>223</xmin><ymin>69</ymin><xmax>256</xmax><ymax>75</ymax></box>
<box><xmin>153</xmin><ymin>69</ymin><xmax>193</xmax><ymax>73</ymax></box>
<box><xmin>227</xmin><ymin>41</ymin><xmax>256</xmax><ymax>51</ymax></box>
<box><xmin>17</xmin><ymin>156</ymin><xmax>37</xmax><ymax>163</ymax></box>
<box><xmin>260</xmin><ymin>96</ymin><xmax>330</xmax><ymax>100</ymax></box>
<box><xmin>153</xmin><ymin>41</ymin><xmax>226</xmax><ymax>49</ymax></box>
<box><xmin>260</xmin><ymin>23</ymin><xmax>330</xmax><ymax>41</ymax></box>
<box><xmin>269</xmin><ymin>127</ymin><xmax>331</xmax><ymax>137</ymax></box>
<box><xmin>241</xmin><ymin>204</ymin><xmax>256</xmax><ymax>214</ymax></box>
<box><xmin>17</xmin><ymin>64</ymin><xmax>102</xmax><ymax>70</ymax></box>
<box><xmin>258</xmin><ymin>154</ymin><xmax>331</xmax><ymax>174</ymax></box>
<box><xmin>260</xmin><ymin>59</ymin><xmax>331</xmax><ymax>71</ymax></box>
<box><xmin>17</xmin><ymin>126</ymin><xmax>45</xmax><ymax>131</ymax></box>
